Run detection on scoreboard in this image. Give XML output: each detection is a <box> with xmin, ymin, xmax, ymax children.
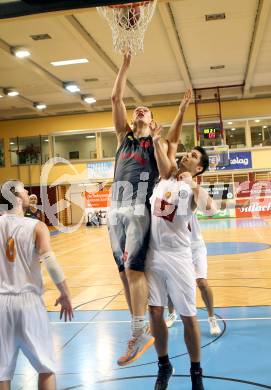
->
<box><xmin>199</xmin><ymin>124</ymin><xmax>222</xmax><ymax>139</ymax></box>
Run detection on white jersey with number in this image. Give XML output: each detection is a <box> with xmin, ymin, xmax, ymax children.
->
<box><xmin>0</xmin><ymin>214</ymin><xmax>42</xmax><ymax>295</ymax></box>
<box><xmin>149</xmin><ymin>177</ymin><xmax>194</xmax><ymax>252</ymax></box>
<box><xmin>146</xmin><ymin>178</ymin><xmax>196</xmax><ymax>316</ymax></box>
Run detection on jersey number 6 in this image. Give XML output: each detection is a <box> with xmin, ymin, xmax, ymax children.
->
<box><xmin>6</xmin><ymin>237</ymin><xmax>16</xmax><ymax>262</ymax></box>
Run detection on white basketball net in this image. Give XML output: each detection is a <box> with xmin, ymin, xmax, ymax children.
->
<box><xmin>97</xmin><ymin>1</ymin><xmax>157</xmax><ymax>55</ymax></box>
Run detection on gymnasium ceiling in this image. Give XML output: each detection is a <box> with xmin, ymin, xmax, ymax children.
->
<box><xmin>0</xmin><ymin>0</ymin><xmax>271</xmax><ymax>120</ymax></box>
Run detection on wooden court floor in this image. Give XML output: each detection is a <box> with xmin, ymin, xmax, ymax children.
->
<box><xmin>44</xmin><ymin>217</ymin><xmax>271</xmax><ymax>312</ymax></box>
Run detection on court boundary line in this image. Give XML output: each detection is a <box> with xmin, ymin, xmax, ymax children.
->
<box><xmin>95</xmin><ymin>374</ymin><xmax>271</xmax><ymax>389</ymax></box>
<box><xmin>50</xmin><ymin>317</ymin><xmax>271</xmax><ymax>324</ymax></box>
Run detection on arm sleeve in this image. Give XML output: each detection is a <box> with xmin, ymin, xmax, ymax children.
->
<box><xmin>40</xmin><ymin>251</ymin><xmax>65</xmax><ymax>285</ymax></box>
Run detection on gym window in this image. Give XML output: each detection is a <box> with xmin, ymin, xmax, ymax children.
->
<box><xmin>9</xmin><ymin>136</ymin><xmax>44</xmax><ymax>166</ymax></box>
<box><xmin>53</xmin><ymin>133</ymin><xmax>97</xmax><ymax>161</ymax></box>
<box><xmin>251</xmin><ymin>125</ymin><xmax>271</xmax><ymax>147</ymax></box>
<box><xmin>225</xmin><ymin>127</ymin><xmax>246</xmax><ymax>149</ymax></box>
<box><xmin>101</xmin><ymin>131</ymin><xmax>118</xmax><ymax>158</ymax></box>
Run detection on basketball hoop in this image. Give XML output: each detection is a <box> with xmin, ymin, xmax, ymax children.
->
<box><xmin>97</xmin><ymin>1</ymin><xmax>157</xmax><ymax>55</ymax></box>
<box><xmin>203</xmin><ymin>145</ymin><xmax>230</xmax><ymax>171</ymax></box>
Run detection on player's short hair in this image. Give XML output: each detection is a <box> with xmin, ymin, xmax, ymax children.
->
<box><xmin>193</xmin><ymin>146</ymin><xmax>209</xmax><ymax>176</ymax></box>
<box><xmin>176</xmin><ymin>146</ymin><xmax>209</xmax><ymax>177</ymax></box>
<box><xmin>0</xmin><ymin>180</ymin><xmax>23</xmax><ymax>211</ymax></box>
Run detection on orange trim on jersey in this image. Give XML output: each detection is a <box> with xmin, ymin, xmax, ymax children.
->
<box><xmin>6</xmin><ymin>237</ymin><xmax>16</xmax><ymax>262</ymax></box>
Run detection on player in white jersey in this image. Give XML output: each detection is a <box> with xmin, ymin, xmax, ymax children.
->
<box><xmin>146</xmin><ymin>136</ymin><xmax>217</xmax><ymax>390</ymax></box>
<box><xmin>166</xmin><ymin>214</ymin><xmax>221</xmax><ymax>336</ymax></box>
<box><xmin>0</xmin><ymin>180</ymin><xmax>73</xmax><ymax>390</ymax></box>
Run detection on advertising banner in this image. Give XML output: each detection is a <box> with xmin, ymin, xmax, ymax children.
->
<box><xmin>235</xmin><ymin>198</ymin><xmax>271</xmax><ymax>217</ymax></box>
<box><xmin>197</xmin><ymin>208</ymin><xmax>230</xmax><ymax>219</ymax></box>
<box><xmin>201</xmin><ymin>183</ymin><xmax>234</xmax><ymax>200</ymax></box>
<box><xmin>87</xmin><ymin>161</ymin><xmax>115</xmax><ymax>179</ymax></box>
<box><xmin>85</xmin><ymin>190</ymin><xmax>110</xmax><ymax>208</ymax></box>
<box><xmin>235</xmin><ymin>180</ymin><xmax>271</xmax><ymax>198</ymax></box>
<box><xmin>216</xmin><ymin>151</ymin><xmax>252</xmax><ymax>171</ymax></box>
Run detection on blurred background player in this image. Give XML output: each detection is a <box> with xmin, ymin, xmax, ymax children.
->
<box><xmin>24</xmin><ymin>193</ymin><xmax>44</xmax><ymax>221</ymax></box>
<box><xmin>0</xmin><ymin>180</ymin><xmax>73</xmax><ymax>390</ymax></box>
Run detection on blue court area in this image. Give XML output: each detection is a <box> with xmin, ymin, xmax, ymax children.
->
<box><xmin>199</xmin><ymin>217</ymin><xmax>271</xmax><ymax>255</ymax></box>
<box><xmin>12</xmin><ymin>306</ymin><xmax>271</xmax><ymax>389</ymax></box>
<box><xmin>199</xmin><ymin>217</ymin><xmax>270</xmax><ymax>230</ymax></box>
<box><xmin>206</xmin><ymin>241</ymin><xmax>271</xmax><ymax>256</ymax></box>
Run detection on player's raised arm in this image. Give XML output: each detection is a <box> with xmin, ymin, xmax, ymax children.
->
<box><xmin>166</xmin><ymin>89</ymin><xmax>192</xmax><ymax>164</ymax></box>
<box><xmin>111</xmin><ymin>51</ymin><xmax>132</xmax><ymax>146</ymax></box>
<box><xmin>35</xmin><ymin>222</ymin><xmax>73</xmax><ymax>321</ymax></box>
<box><xmin>152</xmin><ymin>123</ymin><xmax>174</xmax><ymax>179</ymax></box>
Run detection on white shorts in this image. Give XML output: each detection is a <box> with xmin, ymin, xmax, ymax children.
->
<box><xmin>0</xmin><ymin>292</ymin><xmax>56</xmax><ymax>381</ymax></box>
<box><xmin>192</xmin><ymin>244</ymin><xmax>208</xmax><ymax>280</ymax></box>
<box><xmin>145</xmin><ymin>248</ymin><xmax>197</xmax><ymax>317</ymax></box>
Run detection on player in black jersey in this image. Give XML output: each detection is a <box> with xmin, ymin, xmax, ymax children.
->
<box><xmin>108</xmin><ymin>51</ymin><xmax>191</xmax><ymax>366</ymax></box>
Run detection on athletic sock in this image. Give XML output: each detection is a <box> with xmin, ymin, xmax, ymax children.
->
<box><xmin>158</xmin><ymin>355</ymin><xmax>170</xmax><ymax>366</ymax></box>
<box><xmin>191</xmin><ymin>362</ymin><xmax>201</xmax><ymax>371</ymax></box>
<box><xmin>132</xmin><ymin>315</ymin><xmax>145</xmax><ymax>337</ymax></box>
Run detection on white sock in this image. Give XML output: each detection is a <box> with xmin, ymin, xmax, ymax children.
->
<box><xmin>132</xmin><ymin>315</ymin><xmax>145</xmax><ymax>337</ymax></box>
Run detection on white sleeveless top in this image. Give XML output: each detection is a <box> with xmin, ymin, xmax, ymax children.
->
<box><xmin>149</xmin><ymin>177</ymin><xmax>194</xmax><ymax>252</ymax></box>
<box><xmin>0</xmin><ymin>214</ymin><xmax>42</xmax><ymax>295</ymax></box>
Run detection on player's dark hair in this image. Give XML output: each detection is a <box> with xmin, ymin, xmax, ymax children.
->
<box><xmin>193</xmin><ymin>146</ymin><xmax>209</xmax><ymax>176</ymax></box>
<box><xmin>176</xmin><ymin>146</ymin><xmax>209</xmax><ymax>176</ymax></box>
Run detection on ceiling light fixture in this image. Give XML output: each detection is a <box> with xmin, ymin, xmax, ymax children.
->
<box><xmin>210</xmin><ymin>65</ymin><xmax>225</xmax><ymax>70</ymax></box>
<box><xmin>227</xmin><ymin>121</ymin><xmax>233</xmax><ymax>125</ymax></box>
<box><xmin>255</xmin><ymin>119</ymin><xmax>260</xmax><ymax>123</ymax></box>
<box><xmin>30</xmin><ymin>33</ymin><xmax>51</xmax><ymax>41</ymax></box>
<box><xmin>51</xmin><ymin>58</ymin><xmax>88</xmax><ymax>67</ymax></box>
<box><xmin>263</xmin><ymin>125</ymin><xmax>268</xmax><ymax>129</ymax></box>
<box><xmin>44</xmin><ymin>139</ymin><xmax>49</xmax><ymax>142</ymax></box>
<box><xmin>4</xmin><ymin>88</ymin><xmax>19</xmax><ymax>97</ymax></box>
<box><xmin>82</xmin><ymin>95</ymin><xmax>96</xmax><ymax>104</ymax></box>
<box><xmin>34</xmin><ymin>102</ymin><xmax>47</xmax><ymax>110</ymax></box>
<box><xmin>85</xmin><ymin>135</ymin><xmax>96</xmax><ymax>139</ymax></box>
<box><xmin>205</xmin><ymin>13</ymin><xmax>226</xmax><ymax>21</ymax></box>
<box><xmin>0</xmin><ymin>94</ymin><xmax>3</xmax><ymax>98</ymax></box>
<box><xmin>11</xmin><ymin>47</ymin><xmax>31</xmax><ymax>58</ymax></box>
<box><xmin>64</xmin><ymin>82</ymin><xmax>80</xmax><ymax>93</ymax></box>
<box><xmin>231</xmin><ymin>128</ymin><xmax>236</xmax><ymax>131</ymax></box>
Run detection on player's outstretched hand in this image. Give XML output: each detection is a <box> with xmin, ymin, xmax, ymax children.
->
<box><xmin>55</xmin><ymin>294</ymin><xmax>73</xmax><ymax>322</ymax></box>
<box><xmin>150</xmin><ymin>121</ymin><xmax>163</xmax><ymax>144</ymax></box>
<box><xmin>180</xmin><ymin>89</ymin><xmax>192</xmax><ymax>113</ymax></box>
<box><xmin>122</xmin><ymin>49</ymin><xmax>132</xmax><ymax>68</ymax></box>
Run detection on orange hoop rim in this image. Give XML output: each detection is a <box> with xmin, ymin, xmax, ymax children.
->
<box><xmin>108</xmin><ymin>1</ymin><xmax>151</xmax><ymax>9</ymax></box>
